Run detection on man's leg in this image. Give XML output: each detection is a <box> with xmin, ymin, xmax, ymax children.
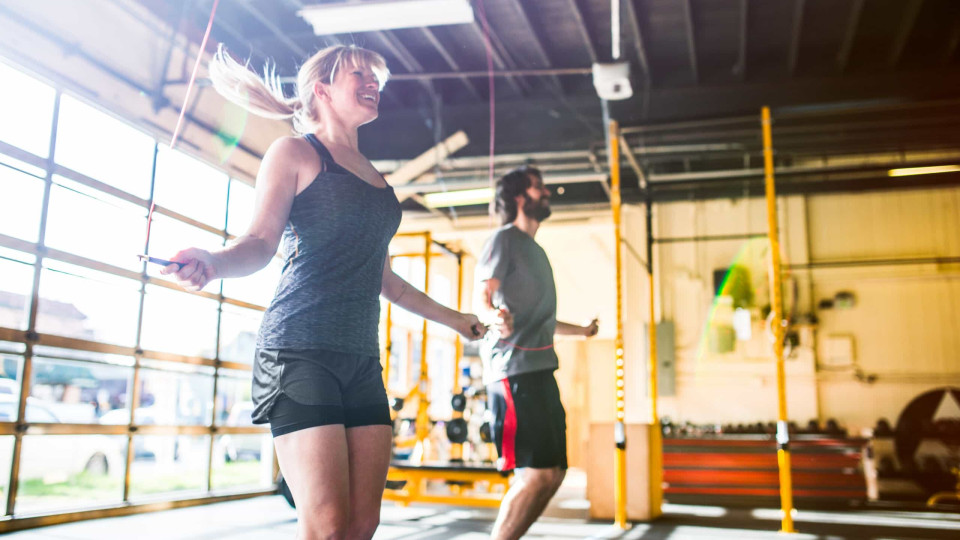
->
<box><xmin>488</xmin><ymin>371</ymin><xmax>568</xmax><ymax>539</ymax></box>
<box><xmin>491</xmin><ymin>466</ymin><xmax>565</xmax><ymax>540</ymax></box>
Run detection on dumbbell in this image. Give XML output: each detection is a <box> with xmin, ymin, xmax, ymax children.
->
<box><xmin>451</xmin><ymin>393</ymin><xmax>467</xmax><ymax>413</ymax></box>
<box><xmin>479</xmin><ymin>421</ymin><xmax>493</xmax><ymax>443</ymax></box>
<box><xmin>873</xmin><ymin>418</ymin><xmax>893</xmax><ymax>437</ymax></box>
<box><xmin>390</xmin><ymin>397</ymin><xmax>404</xmax><ymax>411</ymax></box>
<box><xmin>446</xmin><ymin>417</ymin><xmax>468</xmax><ymax>444</ymax></box>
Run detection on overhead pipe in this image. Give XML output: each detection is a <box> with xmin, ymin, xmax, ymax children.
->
<box><xmin>648</xmin><ymin>157</ymin><xmax>960</xmax><ymax>184</ymax></box>
<box><xmin>391</xmin><ymin>172</ymin><xmax>606</xmax><ymax>195</ymax></box>
<box><xmin>621</xmin><ymin>97</ymin><xmax>960</xmax><ymax>136</ymax></box>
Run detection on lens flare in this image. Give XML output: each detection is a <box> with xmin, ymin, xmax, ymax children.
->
<box><xmin>215</xmin><ymin>96</ymin><xmax>249</xmax><ymax>164</ymax></box>
<box><xmin>695</xmin><ymin>237</ymin><xmax>776</xmax><ymax>365</ymax></box>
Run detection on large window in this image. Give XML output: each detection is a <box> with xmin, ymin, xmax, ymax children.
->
<box><xmin>0</xmin><ymin>62</ymin><xmax>55</xmax><ymax>158</ymax></box>
<box><xmin>55</xmin><ymin>94</ymin><xmax>155</xmax><ymax>199</ymax></box>
<box><xmin>153</xmin><ymin>146</ymin><xmax>229</xmax><ymax>228</ymax></box>
<box><xmin>0</xmin><ymin>166</ymin><xmax>45</xmax><ymax>243</ymax></box>
<box><xmin>44</xmin><ymin>175</ymin><xmax>148</xmax><ymax>271</ymax></box>
<box><xmin>0</xmin><ymin>59</ymin><xmax>273</xmax><ymax>521</ymax></box>
<box><xmin>0</xmin><ymin>249</ymin><xmax>36</xmax><ymax>332</ymax></box>
<box><xmin>35</xmin><ymin>261</ymin><xmax>142</xmax><ymax>346</ymax></box>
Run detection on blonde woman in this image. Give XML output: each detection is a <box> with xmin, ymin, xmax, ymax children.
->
<box><xmin>162</xmin><ymin>45</ymin><xmax>486</xmax><ymax>539</ymax></box>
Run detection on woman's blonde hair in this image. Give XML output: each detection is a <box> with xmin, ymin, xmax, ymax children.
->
<box><xmin>208</xmin><ymin>44</ymin><xmax>390</xmax><ymax>133</ymax></box>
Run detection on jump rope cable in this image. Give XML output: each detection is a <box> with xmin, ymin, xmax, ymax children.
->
<box><xmin>149</xmin><ymin>1</ymin><xmax>217</xmax><ymax>257</ymax></box>
<box><xmin>476</xmin><ymin>0</ymin><xmax>496</xmax><ymax>225</ymax></box>
<box><xmin>170</xmin><ymin>0</ymin><xmax>220</xmax><ymax>151</ymax></box>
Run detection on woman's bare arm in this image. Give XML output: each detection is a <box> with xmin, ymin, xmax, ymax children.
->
<box><xmin>161</xmin><ymin>136</ymin><xmax>306</xmax><ymax>290</ymax></box>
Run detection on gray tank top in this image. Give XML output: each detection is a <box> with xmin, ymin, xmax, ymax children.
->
<box><xmin>256</xmin><ymin>134</ymin><xmax>401</xmax><ymax>355</ymax></box>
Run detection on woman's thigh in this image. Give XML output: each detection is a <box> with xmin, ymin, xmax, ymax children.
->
<box><xmin>345</xmin><ymin>425</ymin><xmax>392</xmax><ymax>522</ymax></box>
<box><xmin>274</xmin><ymin>424</ymin><xmax>350</xmax><ymax>528</ymax></box>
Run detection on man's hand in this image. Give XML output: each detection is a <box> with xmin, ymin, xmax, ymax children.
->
<box><xmin>583</xmin><ymin>318</ymin><xmax>599</xmax><ymax>338</ymax></box>
<box><xmin>497</xmin><ymin>307</ymin><xmax>514</xmax><ymax>338</ymax></box>
<box><xmin>556</xmin><ymin>318</ymin><xmax>598</xmax><ymax>337</ymax></box>
<box><xmin>481</xmin><ymin>306</ymin><xmax>513</xmax><ymax>338</ymax></box>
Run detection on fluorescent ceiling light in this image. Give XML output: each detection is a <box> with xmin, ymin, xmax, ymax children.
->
<box><xmin>298</xmin><ymin>0</ymin><xmax>474</xmax><ymax>35</ymax></box>
<box><xmin>888</xmin><ymin>165</ymin><xmax>960</xmax><ymax>177</ymax></box>
<box><xmin>422</xmin><ymin>187</ymin><xmax>492</xmax><ymax>208</ymax></box>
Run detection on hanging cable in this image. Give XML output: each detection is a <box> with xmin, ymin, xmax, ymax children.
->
<box><xmin>475</xmin><ymin>0</ymin><xmax>497</xmax><ymax>221</ymax></box>
<box><xmin>170</xmin><ymin>0</ymin><xmax>220</xmax><ymax>150</ymax></box>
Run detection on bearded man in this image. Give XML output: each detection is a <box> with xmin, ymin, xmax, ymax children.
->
<box><xmin>476</xmin><ymin>165</ymin><xmax>599</xmax><ymax>540</ymax></box>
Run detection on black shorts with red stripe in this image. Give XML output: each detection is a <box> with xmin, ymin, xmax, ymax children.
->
<box><xmin>486</xmin><ymin>369</ymin><xmax>568</xmax><ymax>472</ymax></box>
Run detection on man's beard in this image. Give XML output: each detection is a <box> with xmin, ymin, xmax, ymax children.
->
<box><xmin>521</xmin><ymin>194</ymin><xmax>551</xmax><ymax>222</ymax></box>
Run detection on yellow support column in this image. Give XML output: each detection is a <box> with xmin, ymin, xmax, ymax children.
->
<box><xmin>608</xmin><ymin>120</ymin><xmax>628</xmax><ymax>529</ymax></box>
<box><xmin>384</xmin><ymin>300</ymin><xmax>393</xmax><ymax>388</ymax></box>
<box><xmin>647</xmin><ymin>201</ymin><xmax>663</xmax><ymax>520</ymax></box>
<box><xmin>454</xmin><ymin>254</ymin><xmax>464</xmax><ymax>393</ymax></box>
<box><xmin>413</xmin><ymin>233</ymin><xmax>433</xmax><ymax>464</ymax></box>
<box><xmin>451</xmin><ymin>253</ymin><xmax>465</xmax><ymax>462</ymax></box>
<box><xmin>762</xmin><ymin>106</ymin><xmax>797</xmax><ymax>534</ymax></box>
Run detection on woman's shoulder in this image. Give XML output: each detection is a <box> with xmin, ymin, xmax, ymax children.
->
<box><xmin>266</xmin><ymin>135</ymin><xmax>315</xmax><ymax>161</ymax></box>
<box><xmin>263</xmin><ymin>136</ymin><xmax>323</xmax><ymax>182</ymax></box>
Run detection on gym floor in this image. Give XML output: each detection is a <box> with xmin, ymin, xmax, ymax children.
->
<box><xmin>5</xmin><ymin>470</ymin><xmax>960</xmax><ymax>540</ymax></box>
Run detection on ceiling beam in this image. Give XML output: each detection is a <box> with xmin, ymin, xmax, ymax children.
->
<box><xmin>373</xmin><ymin>32</ymin><xmax>423</xmax><ymax>76</ymax></box>
<box><xmin>471</xmin><ymin>22</ymin><xmax>533</xmax><ymax>95</ymax></box>
<box><xmin>373</xmin><ymin>30</ymin><xmax>436</xmax><ymax>107</ymax></box>
<box><xmin>503</xmin><ymin>0</ymin><xmax>565</xmax><ymax>93</ymax></box>
<box><xmin>889</xmin><ymin>0</ymin><xmax>924</xmax><ymax>68</ymax></box>
<box><xmin>682</xmin><ymin>0</ymin><xmax>699</xmax><ymax>84</ymax></box>
<box><xmin>788</xmin><ymin>0</ymin><xmax>805</xmax><ymax>76</ymax></box>
<box><xmin>420</xmin><ymin>27</ymin><xmax>483</xmax><ymax>101</ymax></box>
<box><xmin>236</xmin><ymin>0</ymin><xmax>307</xmax><ymax>60</ymax></box>
<box><xmin>565</xmin><ymin>0</ymin><xmax>597</xmax><ymax>64</ymax></box>
<box><xmin>623</xmin><ymin>0</ymin><xmax>652</xmax><ymax>86</ymax></box>
<box><xmin>199</xmin><ymin>5</ymin><xmax>273</xmax><ymax>68</ymax></box>
<box><xmin>736</xmin><ymin>0</ymin><xmax>748</xmax><ymax>80</ymax></box>
<box><xmin>946</xmin><ymin>20</ymin><xmax>960</xmax><ymax>64</ymax></box>
<box><xmin>836</xmin><ymin>0</ymin><xmax>864</xmax><ymax>73</ymax></box>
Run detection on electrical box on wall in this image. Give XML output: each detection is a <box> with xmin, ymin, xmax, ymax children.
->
<box><xmin>821</xmin><ymin>334</ymin><xmax>855</xmax><ymax>367</ymax></box>
<box><xmin>645</xmin><ymin>321</ymin><xmax>676</xmax><ymax>396</ymax></box>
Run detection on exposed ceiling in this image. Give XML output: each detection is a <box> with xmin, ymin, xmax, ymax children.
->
<box><xmin>155</xmin><ymin>0</ymin><xmax>960</xmax><ymax>213</ymax></box>
<box><xmin>147</xmin><ymin>0</ymin><xmax>960</xmax><ymax>149</ymax></box>
<box><xmin>3</xmin><ymin>0</ymin><xmax>960</xmax><ymax>219</ymax></box>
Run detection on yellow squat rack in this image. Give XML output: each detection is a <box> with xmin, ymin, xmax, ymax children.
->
<box><xmin>382</xmin><ymin>231</ymin><xmax>512</xmax><ymax>508</ymax></box>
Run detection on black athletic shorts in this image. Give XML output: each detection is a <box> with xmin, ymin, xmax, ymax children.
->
<box><xmin>252</xmin><ymin>348</ymin><xmax>392</xmax><ymax>437</ymax></box>
<box><xmin>486</xmin><ymin>369</ymin><xmax>568</xmax><ymax>472</ymax></box>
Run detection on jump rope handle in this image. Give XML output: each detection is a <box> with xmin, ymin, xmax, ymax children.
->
<box><xmin>138</xmin><ymin>254</ymin><xmax>185</xmax><ymax>270</ymax></box>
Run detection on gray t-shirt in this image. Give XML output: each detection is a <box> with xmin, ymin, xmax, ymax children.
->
<box><xmin>476</xmin><ymin>224</ymin><xmax>558</xmax><ymax>384</ymax></box>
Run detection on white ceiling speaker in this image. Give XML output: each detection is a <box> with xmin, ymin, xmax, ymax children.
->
<box><xmin>592</xmin><ymin>62</ymin><xmax>632</xmax><ymax>101</ymax></box>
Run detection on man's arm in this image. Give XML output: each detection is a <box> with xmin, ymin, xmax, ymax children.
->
<box><xmin>478</xmin><ymin>278</ymin><xmax>513</xmax><ymax>338</ymax></box>
<box><xmin>556</xmin><ymin>319</ymin><xmax>599</xmax><ymax>337</ymax></box>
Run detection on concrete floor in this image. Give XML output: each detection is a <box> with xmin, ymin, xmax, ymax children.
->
<box><xmin>6</xmin><ymin>471</ymin><xmax>960</xmax><ymax>539</ymax></box>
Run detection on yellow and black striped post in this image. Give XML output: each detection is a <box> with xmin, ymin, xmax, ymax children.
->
<box><xmin>608</xmin><ymin>119</ymin><xmax>628</xmax><ymax>529</ymax></box>
<box><xmin>761</xmin><ymin>106</ymin><xmax>797</xmax><ymax>534</ymax></box>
